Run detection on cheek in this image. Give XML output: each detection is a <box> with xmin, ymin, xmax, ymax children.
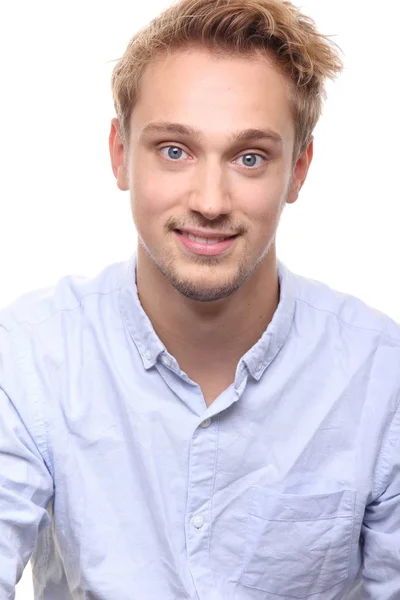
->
<box><xmin>131</xmin><ymin>158</ymin><xmax>188</xmax><ymax>219</ymax></box>
<box><xmin>239</xmin><ymin>173</ymin><xmax>289</xmax><ymax>224</ymax></box>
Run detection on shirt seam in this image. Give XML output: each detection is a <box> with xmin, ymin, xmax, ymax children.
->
<box><xmin>0</xmin><ymin>288</ymin><xmax>121</xmax><ymax>332</ymax></box>
<box><xmin>208</xmin><ymin>416</ymin><xmax>220</xmax><ymax>585</ymax></box>
<box><xmin>372</xmin><ymin>393</ymin><xmax>400</xmax><ymax>498</ymax></box>
<box><xmin>0</xmin><ymin>383</ymin><xmax>53</xmax><ymax>479</ymax></box>
<box><xmin>295</xmin><ymin>296</ymin><xmax>400</xmax><ymax>344</ymax></box>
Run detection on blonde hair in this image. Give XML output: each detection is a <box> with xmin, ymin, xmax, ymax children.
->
<box><xmin>111</xmin><ymin>0</ymin><xmax>343</xmax><ymax>159</ymax></box>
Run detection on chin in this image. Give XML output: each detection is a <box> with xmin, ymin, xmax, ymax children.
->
<box><xmin>166</xmin><ymin>266</ymin><xmax>246</xmax><ymax>302</ymax></box>
<box><xmin>147</xmin><ymin>244</ymin><xmax>255</xmax><ymax>301</ymax></box>
<box><xmin>173</xmin><ymin>282</ymin><xmax>240</xmax><ymax>302</ymax></box>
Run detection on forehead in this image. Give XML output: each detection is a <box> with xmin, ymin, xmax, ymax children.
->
<box><xmin>131</xmin><ymin>48</ymin><xmax>295</xmax><ymax>146</ymax></box>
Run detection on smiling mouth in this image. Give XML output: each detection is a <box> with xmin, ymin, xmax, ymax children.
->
<box><xmin>175</xmin><ymin>230</ymin><xmax>238</xmax><ymax>244</ymax></box>
<box><xmin>173</xmin><ymin>229</ymin><xmax>239</xmax><ymax>257</ymax></box>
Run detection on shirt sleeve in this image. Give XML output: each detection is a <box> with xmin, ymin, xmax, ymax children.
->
<box><xmin>361</xmin><ymin>400</ymin><xmax>400</xmax><ymax>596</ymax></box>
<box><xmin>0</xmin><ymin>386</ymin><xmax>54</xmax><ymax>598</ymax></box>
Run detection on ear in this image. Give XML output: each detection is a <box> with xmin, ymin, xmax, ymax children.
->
<box><xmin>109</xmin><ymin>118</ymin><xmax>129</xmax><ymax>191</ymax></box>
<box><xmin>286</xmin><ymin>138</ymin><xmax>314</xmax><ymax>204</ymax></box>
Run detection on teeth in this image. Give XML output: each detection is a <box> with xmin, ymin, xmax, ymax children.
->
<box><xmin>186</xmin><ymin>233</ymin><xmax>227</xmax><ymax>245</ymax></box>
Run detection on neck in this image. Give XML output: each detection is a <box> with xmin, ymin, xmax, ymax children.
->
<box><xmin>135</xmin><ymin>246</ymin><xmax>280</xmax><ymax>371</ymax></box>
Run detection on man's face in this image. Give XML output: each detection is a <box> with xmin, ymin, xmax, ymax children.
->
<box><xmin>110</xmin><ymin>49</ymin><xmax>312</xmax><ymax>302</ymax></box>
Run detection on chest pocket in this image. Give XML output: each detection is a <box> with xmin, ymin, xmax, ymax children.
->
<box><xmin>240</xmin><ymin>487</ymin><xmax>356</xmax><ymax>598</ymax></box>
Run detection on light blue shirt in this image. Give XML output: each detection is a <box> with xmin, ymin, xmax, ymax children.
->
<box><xmin>1</xmin><ymin>253</ymin><xmax>400</xmax><ymax>600</ymax></box>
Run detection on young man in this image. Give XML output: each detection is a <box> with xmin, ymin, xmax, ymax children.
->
<box><xmin>1</xmin><ymin>0</ymin><xmax>399</xmax><ymax>598</ymax></box>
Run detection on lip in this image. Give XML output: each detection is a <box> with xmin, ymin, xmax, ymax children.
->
<box><xmin>174</xmin><ymin>230</ymin><xmax>238</xmax><ymax>256</ymax></box>
<box><xmin>177</xmin><ymin>228</ymin><xmax>237</xmax><ymax>239</ymax></box>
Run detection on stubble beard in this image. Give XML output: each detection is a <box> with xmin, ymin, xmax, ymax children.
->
<box><xmin>141</xmin><ymin>234</ymin><xmax>274</xmax><ymax>303</ymax></box>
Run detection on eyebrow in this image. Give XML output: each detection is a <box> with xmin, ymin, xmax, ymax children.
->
<box><xmin>140</xmin><ymin>121</ymin><xmax>283</xmax><ymax>145</ymax></box>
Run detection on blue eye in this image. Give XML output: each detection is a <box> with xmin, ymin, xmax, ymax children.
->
<box><xmin>160</xmin><ymin>146</ymin><xmax>188</xmax><ymax>161</ymax></box>
<box><xmin>237</xmin><ymin>153</ymin><xmax>264</xmax><ymax>168</ymax></box>
<box><xmin>159</xmin><ymin>147</ymin><xmax>265</xmax><ymax>168</ymax></box>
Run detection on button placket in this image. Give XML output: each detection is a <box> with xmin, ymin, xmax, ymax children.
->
<box><xmin>186</xmin><ymin>417</ymin><xmax>219</xmax><ymax>598</ymax></box>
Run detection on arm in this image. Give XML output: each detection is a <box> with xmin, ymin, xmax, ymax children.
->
<box><xmin>361</xmin><ymin>401</ymin><xmax>400</xmax><ymax>597</ymax></box>
<box><xmin>0</xmin><ymin>387</ymin><xmax>54</xmax><ymax>598</ymax></box>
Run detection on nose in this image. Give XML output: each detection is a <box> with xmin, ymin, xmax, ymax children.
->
<box><xmin>188</xmin><ymin>160</ymin><xmax>232</xmax><ymax>220</ymax></box>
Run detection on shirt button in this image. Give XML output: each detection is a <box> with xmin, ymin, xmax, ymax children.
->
<box><xmin>192</xmin><ymin>515</ymin><xmax>204</xmax><ymax>529</ymax></box>
<box><xmin>161</xmin><ymin>354</ymin><xmax>173</xmax><ymax>367</ymax></box>
<box><xmin>255</xmin><ymin>361</ymin><xmax>263</xmax><ymax>373</ymax></box>
<box><xmin>144</xmin><ymin>349</ymin><xmax>152</xmax><ymax>360</ymax></box>
<box><xmin>200</xmin><ymin>418</ymin><xmax>212</xmax><ymax>428</ymax></box>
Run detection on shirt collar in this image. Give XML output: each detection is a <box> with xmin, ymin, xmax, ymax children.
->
<box><xmin>241</xmin><ymin>259</ymin><xmax>296</xmax><ymax>379</ymax></box>
<box><xmin>119</xmin><ymin>253</ymin><xmax>165</xmax><ymax>370</ymax></box>
<box><xmin>119</xmin><ymin>252</ymin><xmax>296</xmax><ymax>378</ymax></box>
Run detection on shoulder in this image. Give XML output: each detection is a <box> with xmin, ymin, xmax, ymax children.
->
<box><xmin>287</xmin><ymin>266</ymin><xmax>400</xmax><ymax>481</ymax></box>
<box><xmin>290</xmin><ymin>268</ymin><xmax>400</xmax><ymax>346</ymax></box>
<box><xmin>0</xmin><ymin>258</ymin><xmax>126</xmax><ymax>333</ymax></box>
<box><xmin>0</xmin><ymin>257</ymin><xmax>129</xmax><ymax>406</ymax></box>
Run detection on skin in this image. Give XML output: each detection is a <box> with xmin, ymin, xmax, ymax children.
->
<box><xmin>109</xmin><ymin>48</ymin><xmax>313</xmax><ymax>405</ymax></box>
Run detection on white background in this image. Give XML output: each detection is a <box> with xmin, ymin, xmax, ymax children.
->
<box><xmin>0</xmin><ymin>0</ymin><xmax>398</xmax><ymax>597</ymax></box>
